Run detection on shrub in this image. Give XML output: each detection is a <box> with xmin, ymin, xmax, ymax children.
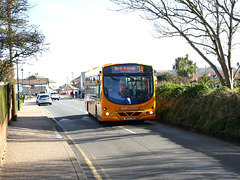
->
<box><xmin>156</xmin><ymin>82</ymin><xmax>240</xmax><ymax>140</ymax></box>
<box><xmin>213</xmin><ymin>86</ymin><xmax>230</xmax><ymax>93</ymax></box>
<box><xmin>156</xmin><ymin>82</ymin><xmax>209</xmax><ymax>100</ymax></box>
<box><xmin>156</xmin><ymin>83</ymin><xmax>185</xmax><ymax>99</ymax></box>
<box><xmin>182</xmin><ymin>83</ymin><xmax>209</xmax><ymax>99</ymax></box>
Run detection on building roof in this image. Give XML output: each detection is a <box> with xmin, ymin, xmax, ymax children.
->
<box><xmin>60</xmin><ymin>84</ymin><xmax>79</xmax><ymax>91</ymax></box>
<box><xmin>16</xmin><ymin>74</ymin><xmax>56</xmax><ymax>85</ymax></box>
<box><xmin>206</xmin><ymin>71</ymin><xmax>225</xmax><ymax>78</ymax></box>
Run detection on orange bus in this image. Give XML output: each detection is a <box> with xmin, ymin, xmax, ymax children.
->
<box><xmin>84</xmin><ymin>63</ymin><xmax>156</xmax><ymax>122</ymax></box>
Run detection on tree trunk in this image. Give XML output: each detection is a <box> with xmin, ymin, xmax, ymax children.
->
<box><xmin>7</xmin><ymin>0</ymin><xmax>17</xmax><ymax>120</ymax></box>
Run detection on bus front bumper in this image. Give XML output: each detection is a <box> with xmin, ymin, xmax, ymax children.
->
<box><xmin>101</xmin><ymin>110</ymin><xmax>156</xmax><ymax>122</ymax></box>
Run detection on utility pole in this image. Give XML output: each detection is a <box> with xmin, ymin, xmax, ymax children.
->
<box><xmin>72</xmin><ymin>72</ymin><xmax>75</xmax><ymax>86</ymax></box>
<box><xmin>67</xmin><ymin>77</ymin><xmax>69</xmax><ymax>95</ymax></box>
<box><xmin>16</xmin><ymin>55</ymin><xmax>20</xmax><ymax>111</ymax></box>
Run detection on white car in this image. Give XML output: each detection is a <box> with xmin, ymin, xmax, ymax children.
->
<box><xmin>50</xmin><ymin>92</ymin><xmax>60</xmax><ymax>100</ymax></box>
<box><xmin>38</xmin><ymin>94</ymin><xmax>52</xmax><ymax>106</ymax></box>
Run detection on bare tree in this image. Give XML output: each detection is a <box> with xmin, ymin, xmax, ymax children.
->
<box><xmin>0</xmin><ymin>0</ymin><xmax>48</xmax><ymax>120</ymax></box>
<box><xmin>111</xmin><ymin>0</ymin><xmax>240</xmax><ymax>89</ymax></box>
<box><xmin>0</xmin><ymin>0</ymin><xmax>48</xmax><ymax>82</ymax></box>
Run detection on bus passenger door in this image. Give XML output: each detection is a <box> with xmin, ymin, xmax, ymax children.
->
<box><xmin>96</xmin><ymin>73</ymin><xmax>102</xmax><ymax>120</ymax></box>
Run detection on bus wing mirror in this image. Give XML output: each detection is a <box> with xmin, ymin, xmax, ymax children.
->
<box><xmin>96</xmin><ymin>80</ymin><xmax>100</xmax><ymax>85</ymax></box>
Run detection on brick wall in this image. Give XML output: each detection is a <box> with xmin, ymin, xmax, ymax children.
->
<box><xmin>0</xmin><ymin>115</ymin><xmax>8</xmax><ymax>165</ymax></box>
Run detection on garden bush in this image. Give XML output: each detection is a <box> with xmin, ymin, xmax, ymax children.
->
<box><xmin>156</xmin><ymin>83</ymin><xmax>240</xmax><ymax>141</ymax></box>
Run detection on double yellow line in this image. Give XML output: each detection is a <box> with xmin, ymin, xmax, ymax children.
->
<box><xmin>40</xmin><ymin>106</ymin><xmax>111</xmax><ymax>180</ymax></box>
<box><xmin>65</xmin><ymin>133</ymin><xmax>103</xmax><ymax>180</ymax></box>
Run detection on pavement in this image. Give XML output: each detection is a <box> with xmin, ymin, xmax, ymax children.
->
<box><xmin>0</xmin><ymin>99</ymin><xmax>87</xmax><ymax>180</ymax></box>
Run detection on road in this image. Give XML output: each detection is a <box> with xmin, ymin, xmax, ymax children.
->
<box><xmin>43</xmin><ymin>99</ymin><xmax>240</xmax><ymax>180</ymax></box>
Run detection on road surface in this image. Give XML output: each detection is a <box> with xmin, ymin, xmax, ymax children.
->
<box><xmin>43</xmin><ymin>99</ymin><xmax>240</xmax><ymax>179</ymax></box>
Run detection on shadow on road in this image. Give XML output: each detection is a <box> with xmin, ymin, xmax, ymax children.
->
<box><xmin>55</xmin><ymin>112</ymin><xmax>240</xmax><ymax>178</ymax></box>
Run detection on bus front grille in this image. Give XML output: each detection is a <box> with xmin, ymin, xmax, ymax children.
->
<box><xmin>118</xmin><ymin>112</ymin><xmax>127</xmax><ymax>116</ymax></box>
<box><xmin>132</xmin><ymin>112</ymin><xmax>142</xmax><ymax>116</ymax></box>
<box><xmin>118</xmin><ymin>112</ymin><xmax>142</xmax><ymax>116</ymax></box>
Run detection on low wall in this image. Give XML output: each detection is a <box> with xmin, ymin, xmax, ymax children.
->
<box><xmin>0</xmin><ymin>84</ymin><xmax>10</xmax><ymax>165</ymax></box>
<box><xmin>0</xmin><ymin>115</ymin><xmax>8</xmax><ymax>165</ymax></box>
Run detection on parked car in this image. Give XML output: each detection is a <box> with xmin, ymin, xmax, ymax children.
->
<box><xmin>50</xmin><ymin>92</ymin><xmax>60</xmax><ymax>100</ymax></box>
<box><xmin>38</xmin><ymin>94</ymin><xmax>52</xmax><ymax>106</ymax></box>
<box><xmin>39</xmin><ymin>91</ymin><xmax>46</xmax><ymax>94</ymax></box>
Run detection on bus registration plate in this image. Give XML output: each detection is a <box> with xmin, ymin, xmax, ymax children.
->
<box><xmin>124</xmin><ymin>117</ymin><xmax>136</xmax><ymax>120</ymax></box>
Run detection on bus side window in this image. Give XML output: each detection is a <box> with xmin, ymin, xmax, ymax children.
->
<box><xmin>99</xmin><ymin>83</ymin><xmax>102</xmax><ymax>99</ymax></box>
<box><xmin>98</xmin><ymin>74</ymin><xmax>102</xmax><ymax>99</ymax></box>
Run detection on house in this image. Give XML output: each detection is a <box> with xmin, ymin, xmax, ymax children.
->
<box><xmin>17</xmin><ymin>74</ymin><xmax>56</xmax><ymax>96</ymax></box>
<box><xmin>206</xmin><ymin>71</ymin><xmax>225</xmax><ymax>79</ymax></box>
<box><xmin>59</xmin><ymin>84</ymin><xmax>79</xmax><ymax>96</ymax></box>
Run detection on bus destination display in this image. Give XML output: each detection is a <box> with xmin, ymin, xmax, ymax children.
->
<box><xmin>112</xmin><ymin>65</ymin><xmax>144</xmax><ymax>73</ymax></box>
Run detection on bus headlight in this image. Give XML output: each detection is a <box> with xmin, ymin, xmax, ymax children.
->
<box><xmin>146</xmin><ymin>111</ymin><xmax>153</xmax><ymax>115</ymax></box>
<box><xmin>106</xmin><ymin>112</ymin><xmax>113</xmax><ymax>116</ymax></box>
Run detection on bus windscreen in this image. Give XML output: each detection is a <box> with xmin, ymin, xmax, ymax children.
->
<box><xmin>103</xmin><ymin>65</ymin><xmax>153</xmax><ymax>105</ymax></box>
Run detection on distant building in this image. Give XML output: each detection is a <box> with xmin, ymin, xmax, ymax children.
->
<box><xmin>59</xmin><ymin>84</ymin><xmax>79</xmax><ymax>95</ymax></box>
<box><xmin>206</xmin><ymin>71</ymin><xmax>225</xmax><ymax>79</ymax></box>
<box><xmin>17</xmin><ymin>74</ymin><xmax>56</xmax><ymax>96</ymax></box>
<box><xmin>154</xmin><ymin>70</ymin><xmax>175</xmax><ymax>76</ymax></box>
<box><xmin>71</xmin><ymin>71</ymin><xmax>86</xmax><ymax>90</ymax></box>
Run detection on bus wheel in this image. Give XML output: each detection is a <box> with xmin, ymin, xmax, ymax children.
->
<box><xmin>95</xmin><ymin>105</ymin><xmax>98</xmax><ymax>120</ymax></box>
<box><xmin>87</xmin><ymin>102</ymin><xmax>91</xmax><ymax>116</ymax></box>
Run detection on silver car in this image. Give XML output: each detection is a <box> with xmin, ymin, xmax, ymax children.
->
<box><xmin>50</xmin><ymin>92</ymin><xmax>60</xmax><ymax>100</ymax></box>
<box><xmin>38</xmin><ymin>94</ymin><xmax>52</xmax><ymax>106</ymax></box>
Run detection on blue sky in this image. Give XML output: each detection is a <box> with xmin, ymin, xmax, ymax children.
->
<box><xmin>22</xmin><ymin>0</ymin><xmax>209</xmax><ymax>87</ymax></box>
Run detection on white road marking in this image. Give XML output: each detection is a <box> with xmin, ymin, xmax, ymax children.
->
<box><xmin>118</xmin><ymin>126</ymin><xmax>137</xmax><ymax>134</ymax></box>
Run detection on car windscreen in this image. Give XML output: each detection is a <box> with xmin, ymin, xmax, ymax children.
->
<box><xmin>40</xmin><ymin>95</ymin><xmax>49</xmax><ymax>98</ymax></box>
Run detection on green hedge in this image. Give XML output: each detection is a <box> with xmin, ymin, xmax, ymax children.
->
<box><xmin>156</xmin><ymin>83</ymin><xmax>240</xmax><ymax>140</ymax></box>
<box><xmin>0</xmin><ymin>85</ymin><xmax>8</xmax><ymax>125</ymax></box>
<box><xmin>156</xmin><ymin>82</ymin><xmax>210</xmax><ymax>99</ymax></box>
